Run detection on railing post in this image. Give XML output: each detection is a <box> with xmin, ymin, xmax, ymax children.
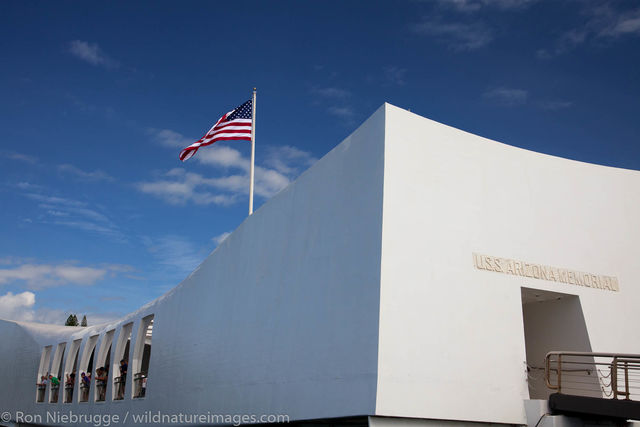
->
<box><xmin>624</xmin><ymin>361</ymin><xmax>630</xmax><ymax>401</ymax></box>
<box><xmin>612</xmin><ymin>357</ymin><xmax>618</xmax><ymax>400</ymax></box>
<box><xmin>557</xmin><ymin>354</ymin><xmax>562</xmax><ymax>394</ymax></box>
<box><xmin>545</xmin><ymin>355</ymin><xmax>550</xmax><ymax>389</ymax></box>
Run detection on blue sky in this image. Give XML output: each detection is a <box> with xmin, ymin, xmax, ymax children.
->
<box><xmin>0</xmin><ymin>0</ymin><xmax>638</xmax><ymax>325</ymax></box>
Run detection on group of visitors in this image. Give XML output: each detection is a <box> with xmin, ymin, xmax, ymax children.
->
<box><xmin>64</xmin><ymin>372</ymin><xmax>76</xmax><ymax>386</ymax></box>
<box><xmin>36</xmin><ymin>358</ymin><xmax>130</xmax><ymax>402</ymax></box>
<box><xmin>95</xmin><ymin>366</ymin><xmax>108</xmax><ymax>401</ymax></box>
<box><xmin>37</xmin><ymin>373</ymin><xmax>60</xmax><ymax>386</ymax></box>
<box><xmin>115</xmin><ymin>359</ymin><xmax>127</xmax><ymax>399</ymax></box>
<box><xmin>36</xmin><ymin>373</ymin><xmax>61</xmax><ymax>401</ymax></box>
<box><xmin>63</xmin><ymin>372</ymin><xmax>76</xmax><ymax>402</ymax></box>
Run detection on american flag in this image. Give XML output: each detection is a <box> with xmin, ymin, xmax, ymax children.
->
<box><xmin>179</xmin><ymin>99</ymin><xmax>253</xmax><ymax>161</ymax></box>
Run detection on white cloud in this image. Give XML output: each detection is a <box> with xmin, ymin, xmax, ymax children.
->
<box><xmin>195</xmin><ymin>145</ymin><xmax>249</xmax><ymax>170</ymax></box>
<box><xmin>411</xmin><ymin>18</ymin><xmax>493</xmax><ymax>50</ymax></box>
<box><xmin>25</xmin><ymin>193</ymin><xmax>123</xmax><ymax>240</ymax></box>
<box><xmin>137</xmin><ymin>166</ymin><xmax>290</xmax><ymax>206</ymax></box>
<box><xmin>327</xmin><ymin>106</ymin><xmax>356</xmax><ymax>120</ymax></box>
<box><xmin>0</xmin><ymin>291</ymin><xmax>36</xmax><ymax>322</ymax></box>
<box><xmin>255</xmin><ymin>167</ymin><xmax>291</xmax><ymax>197</ymax></box>
<box><xmin>26</xmin><ymin>193</ymin><xmax>85</xmax><ymax>208</ymax></box>
<box><xmin>599</xmin><ymin>8</ymin><xmax>640</xmax><ymax>37</ymax></box>
<box><xmin>438</xmin><ymin>0</ymin><xmax>482</xmax><ymax>12</ymax></box>
<box><xmin>483</xmin><ymin>87</ymin><xmax>528</xmax><ymax>106</ymax></box>
<box><xmin>137</xmin><ymin>174</ymin><xmax>238</xmax><ymax>206</ymax></box>
<box><xmin>102</xmin><ymin>264</ymin><xmax>136</xmax><ymax>274</ymax></box>
<box><xmin>384</xmin><ymin>66</ymin><xmax>407</xmax><ymax>86</ymax></box>
<box><xmin>68</xmin><ymin>40</ymin><xmax>119</xmax><ymax>69</ymax></box>
<box><xmin>308</xmin><ymin>87</ymin><xmax>356</xmax><ymax>124</ymax></box>
<box><xmin>145</xmin><ymin>235</ymin><xmax>205</xmax><ymax>275</ymax></box>
<box><xmin>0</xmin><ymin>258</ymin><xmax>133</xmax><ymax>290</ymax></box>
<box><xmin>0</xmin><ymin>256</ymin><xmax>35</xmax><ymax>266</ymax></box>
<box><xmin>46</xmin><ymin>210</ymin><xmax>69</xmax><ymax>217</ymax></box>
<box><xmin>138</xmin><ymin>136</ymin><xmax>316</xmax><ymax>207</ymax></box>
<box><xmin>0</xmin><ymin>150</ymin><xmax>38</xmax><ymax>164</ymax></box>
<box><xmin>264</xmin><ymin>146</ymin><xmax>318</xmax><ymax>175</ymax></box>
<box><xmin>540</xmin><ymin>5</ymin><xmax>640</xmax><ymax>58</ymax></box>
<box><xmin>57</xmin><ymin>164</ymin><xmax>114</xmax><ymax>181</ymax></box>
<box><xmin>0</xmin><ymin>263</ymin><xmax>105</xmax><ymax>289</ymax></box>
<box><xmin>148</xmin><ymin>128</ymin><xmax>249</xmax><ymax>170</ymax></box>
<box><xmin>148</xmin><ymin>128</ymin><xmax>193</xmax><ymax>148</ymax></box>
<box><xmin>312</xmin><ymin>87</ymin><xmax>351</xmax><ymax>99</ymax></box>
<box><xmin>438</xmin><ymin>0</ymin><xmax>536</xmax><ymax>12</ymax></box>
<box><xmin>212</xmin><ymin>232</ymin><xmax>231</xmax><ymax>246</ymax></box>
<box><xmin>15</xmin><ymin>182</ymin><xmax>43</xmax><ymax>190</ymax></box>
<box><xmin>78</xmin><ymin>311</ymin><xmax>122</xmax><ymax>326</ymax></box>
<box><xmin>0</xmin><ymin>290</ymin><xmax>123</xmax><ymax>325</ymax></box>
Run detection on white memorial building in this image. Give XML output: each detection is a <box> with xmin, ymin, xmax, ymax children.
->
<box><xmin>1</xmin><ymin>104</ymin><xmax>639</xmax><ymax>427</ymax></box>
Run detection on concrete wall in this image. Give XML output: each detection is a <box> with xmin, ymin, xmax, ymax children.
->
<box><xmin>0</xmin><ymin>104</ymin><xmax>386</xmax><ymax>426</ymax></box>
<box><xmin>150</xmin><ymin>103</ymin><xmax>384</xmax><ymax>420</ymax></box>
<box><xmin>376</xmin><ymin>104</ymin><xmax>640</xmax><ymax>424</ymax></box>
<box><xmin>0</xmin><ymin>321</ymin><xmax>41</xmax><ymax>408</ymax></box>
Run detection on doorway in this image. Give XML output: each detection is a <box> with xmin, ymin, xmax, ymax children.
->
<box><xmin>521</xmin><ymin>287</ymin><xmax>596</xmax><ymax>399</ymax></box>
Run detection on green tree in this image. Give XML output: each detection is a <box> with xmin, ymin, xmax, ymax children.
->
<box><xmin>81</xmin><ymin>315</ymin><xmax>88</xmax><ymax>327</ymax></box>
<box><xmin>65</xmin><ymin>314</ymin><xmax>78</xmax><ymax>326</ymax></box>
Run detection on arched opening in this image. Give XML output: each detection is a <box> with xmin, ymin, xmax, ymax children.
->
<box><xmin>94</xmin><ymin>330</ymin><xmax>114</xmax><ymax>402</ymax></box>
<box><xmin>36</xmin><ymin>346</ymin><xmax>52</xmax><ymax>403</ymax></box>
<box><xmin>49</xmin><ymin>343</ymin><xmax>65</xmax><ymax>403</ymax></box>
<box><xmin>132</xmin><ymin>315</ymin><xmax>153</xmax><ymax>398</ymax></box>
<box><xmin>63</xmin><ymin>339</ymin><xmax>81</xmax><ymax>403</ymax></box>
<box><xmin>112</xmin><ymin>322</ymin><xmax>132</xmax><ymax>401</ymax></box>
<box><xmin>78</xmin><ymin>335</ymin><xmax>98</xmax><ymax>403</ymax></box>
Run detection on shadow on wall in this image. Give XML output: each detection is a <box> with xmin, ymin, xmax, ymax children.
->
<box><xmin>521</xmin><ymin>288</ymin><xmax>597</xmax><ymax>400</ymax></box>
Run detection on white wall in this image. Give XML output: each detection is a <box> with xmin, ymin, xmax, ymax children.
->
<box><xmin>149</xmin><ymin>104</ymin><xmax>385</xmax><ymax>420</ymax></box>
<box><xmin>376</xmin><ymin>104</ymin><xmax>640</xmax><ymax>424</ymax></box>
<box><xmin>0</xmin><ymin>104</ymin><xmax>387</xmax><ymax>426</ymax></box>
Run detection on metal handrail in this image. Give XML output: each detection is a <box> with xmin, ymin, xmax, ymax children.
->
<box><xmin>133</xmin><ymin>372</ymin><xmax>147</xmax><ymax>398</ymax></box>
<box><xmin>64</xmin><ymin>384</ymin><xmax>74</xmax><ymax>403</ymax></box>
<box><xmin>113</xmin><ymin>375</ymin><xmax>126</xmax><ymax>400</ymax></box>
<box><xmin>545</xmin><ymin>351</ymin><xmax>640</xmax><ymax>401</ymax></box>
<box><xmin>547</xmin><ymin>351</ymin><xmax>640</xmax><ymax>359</ymax></box>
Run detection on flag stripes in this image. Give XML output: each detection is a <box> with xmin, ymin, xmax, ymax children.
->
<box><xmin>179</xmin><ymin>100</ymin><xmax>252</xmax><ymax>161</ymax></box>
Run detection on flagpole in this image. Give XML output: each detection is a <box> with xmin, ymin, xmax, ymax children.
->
<box><xmin>249</xmin><ymin>88</ymin><xmax>256</xmax><ymax>215</ymax></box>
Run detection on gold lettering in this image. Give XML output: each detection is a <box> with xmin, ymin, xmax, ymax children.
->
<box><xmin>494</xmin><ymin>258</ymin><xmax>503</xmax><ymax>273</ymax></box>
<box><xmin>558</xmin><ymin>269</ymin><xmax>568</xmax><ymax>283</ymax></box>
<box><xmin>611</xmin><ymin>278</ymin><xmax>620</xmax><ymax>291</ymax></box>
<box><xmin>506</xmin><ymin>260</ymin><xmax>515</xmax><ymax>275</ymax></box>
<box><xmin>472</xmin><ymin>253</ymin><xmax>619</xmax><ymax>292</ymax></box>
<box><xmin>514</xmin><ymin>262</ymin><xmax>523</xmax><ymax>276</ymax></box>
<box><xmin>580</xmin><ymin>273</ymin><xmax>588</xmax><ymax>287</ymax></box>
<box><xmin>593</xmin><ymin>275</ymin><xmax>601</xmax><ymax>289</ymax></box>
<box><xmin>540</xmin><ymin>266</ymin><xmax>549</xmax><ymax>280</ymax></box>
<box><xmin>473</xmin><ymin>253</ymin><xmax>482</xmax><ymax>269</ymax></box>
<box><xmin>532</xmin><ymin>265</ymin><xmax>541</xmax><ymax>279</ymax></box>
